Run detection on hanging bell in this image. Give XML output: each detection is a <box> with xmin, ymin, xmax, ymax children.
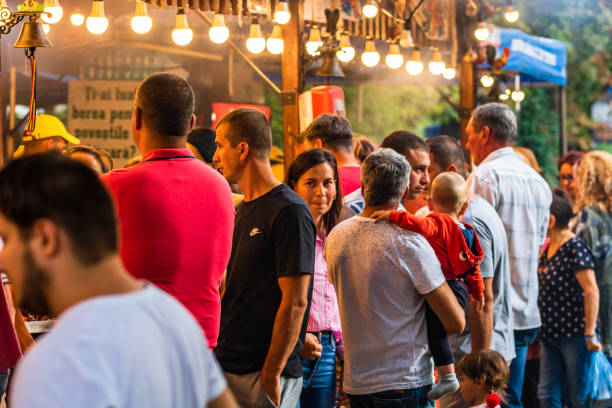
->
<box><xmin>13</xmin><ymin>21</ymin><xmax>53</xmax><ymax>48</ymax></box>
<box><xmin>316</xmin><ymin>53</ymin><xmax>344</xmax><ymax>78</ymax></box>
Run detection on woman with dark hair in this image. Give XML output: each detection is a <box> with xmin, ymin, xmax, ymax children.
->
<box><xmin>64</xmin><ymin>145</ymin><xmax>112</xmax><ymax>175</ymax></box>
<box><xmin>557</xmin><ymin>150</ymin><xmax>584</xmax><ymax>204</ymax></box>
<box><xmin>286</xmin><ymin>148</ymin><xmax>345</xmax><ymax>408</ymax></box>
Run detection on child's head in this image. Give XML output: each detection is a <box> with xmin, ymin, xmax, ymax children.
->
<box><xmin>456</xmin><ymin>350</ymin><xmax>509</xmax><ymax>406</ymax></box>
<box><xmin>429</xmin><ymin>171</ymin><xmax>468</xmax><ymax>216</ymax></box>
<box><xmin>548</xmin><ymin>188</ymin><xmax>574</xmax><ymax>232</ymax></box>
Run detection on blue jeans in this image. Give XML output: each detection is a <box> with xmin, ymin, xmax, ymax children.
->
<box><xmin>505</xmin><ymin>328</ymin><xmax>538</xmax><ymax>408</ymax></box>
<box><xmin>348</xmin><ymin>385</ymin><xmax>434</xmax><ymax>408</ymax></box>
<box><xmin>0</xmin><ymin>369</ymin><xmax>9</xmax><ymax>398</ymax></box>
<box><xmin>538</xmin><ymin>336</ymin><xmax>593</xmax><ymax>408</ymax></box>
<box><xmin>298</xmin><ymin>332</ymin><xmax>336</xmax><ymax>408</ymax></box>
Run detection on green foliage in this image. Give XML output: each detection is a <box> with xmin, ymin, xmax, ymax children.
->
<box><xmin>264</xmin><ymin>89</ymin><xmax>285</xmax><ymax>148</ymax></box>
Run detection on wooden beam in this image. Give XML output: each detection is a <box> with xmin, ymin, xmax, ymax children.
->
<box><xmin>281</xmin><ymin>0</ymin><xmax>303</xmax><ymax>171</ymax></box>
<box><xmin>459</xmin><ymin>52</ymin><xmax>476</xmax><ymax>149</ymax></box>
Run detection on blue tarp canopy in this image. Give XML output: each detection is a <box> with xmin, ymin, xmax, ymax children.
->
<box><xmin>481</xmin><ymin>27</ymin><xmax>567</xmax><ymax>86</ymax></box>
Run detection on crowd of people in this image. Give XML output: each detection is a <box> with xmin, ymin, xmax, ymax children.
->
<box><xmin>0</xmin><ymin>72</ymin><xmax>610</xmax><ymax>408</ymax></box>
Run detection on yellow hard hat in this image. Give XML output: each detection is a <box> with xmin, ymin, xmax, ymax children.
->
<box><xmin>22</xmin><ymin>114</ymin><xmax>80</xmax><ymax>145</ymax></box>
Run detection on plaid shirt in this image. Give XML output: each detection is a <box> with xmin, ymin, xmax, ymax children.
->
<box><xmin>468</xmin><ymin>147</ymin><xmax>551</xmax><ymax>330</ymax></box>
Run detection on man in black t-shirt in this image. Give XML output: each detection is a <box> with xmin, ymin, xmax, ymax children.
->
<box><xmin>213</xmin><ymin>108</ymin><xmax>315</xmax><ymax>408</ymax></box>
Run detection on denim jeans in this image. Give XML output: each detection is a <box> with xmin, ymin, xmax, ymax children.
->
<box><xmin>298</xmin><ymin>332</ymin><xmax>337</xmax><ymax>408</ymax></box>
<box><xmin>348</xmin><ymin>385</ymin><xmax>434</xmax><ymax>408</ymax></box>
<box><xmin>0</xmin><ymin>369</ymin><xmax>9</xmax><ymax>398</ymax></box>
<box><xmin>538</xmin><ymin>335</ymin><xmax>593</xmax><ymax>408</ymax></box>
<box><xmin>505</xmin><ymin>328</ymin><xmax>538</xmax><ymax>408</ymax></box>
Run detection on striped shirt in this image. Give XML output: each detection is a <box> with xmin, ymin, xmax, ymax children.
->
<box><xmin>468</xmin><ymin>147</ymin><xmax>551</xmax><ymax>330</ymax></box>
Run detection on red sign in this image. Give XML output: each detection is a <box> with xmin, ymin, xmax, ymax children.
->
<box><xmin>211</xmin><ymin>103</ymin><xmax>271</xmax><ymax>129</ymax></box>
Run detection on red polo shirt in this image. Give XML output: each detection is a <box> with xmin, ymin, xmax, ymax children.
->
<box><xmin>101</xmin><ymin>148</ymin><xmax>234</xmax><ymax>348</ymax></box>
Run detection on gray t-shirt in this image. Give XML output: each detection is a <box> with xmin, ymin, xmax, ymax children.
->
<box><xmin>449</xmin><ymin>196</ymin><xmax>515</xmax><ymax>362</ymax></box>
<box><xmin>325</xmin><ymin>216</ymin><xmax>445</xmax><ymax>395</ymax></box>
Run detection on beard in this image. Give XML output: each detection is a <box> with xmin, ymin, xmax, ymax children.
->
<box><xmin>19</xmin><ymin>249</ymin><xmax>52</xmax><ymax>317</ymax></box>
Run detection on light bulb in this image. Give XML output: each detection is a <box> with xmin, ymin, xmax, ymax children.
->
<box><xmin>362</xmin><ymin>0</ymin><xmax>378</xmax><ymax>18</ymax></box>
<box><xmin>504</xmin><ymin>5</ymin><xmax>519</xmax><ymax>23</ymax></box>
<box><xmin>499</xmin><ymin>93</ymin><xmax>509</xmax><ymax>101</ymax></box>
<box><xmin>266</xmin><ymin>24</ymin><xmax>284</xmax><ymax>54</ymax></box>
<box><xmin>42</xmin><ymin>23</ymin><xmax>51</xmax><ymax>34</ymax></box>
<box><xmin>428</xmin><ymin>49</ymin><xmax>445</xmax><ymax>75</ymax></box>
<box><xmin>474</xmin><ymin>21</ymin><xmax>489</xmax><ymax>41</ymax></box>
<box><xmin>70</xmin><ymin>12</ymin><xmax>85</xmax><ymax>26</ymax></box>
<box><xmin>406</xmin><ymin>49</ymin><xmax>423</xmax><ymax>75</ymax></box>
<box><xmin>172</xmin><ymin>9</ymin><xmax>193</xmax><ymax>46</ymax></box>
<box><xmin>399</xmin><ymin>27</ymin><xmax>413</xmax><ymax>48</ymax></box>
<box><xmin>336</xmin><ymin>33</ymin><xmax>355</xmax><ymax>62</ymax></box>
<box><xmin>42</xmin><ymin>0</ymin><xmax>63</xmax><ymax>24</ymax></box>
<box><xmin>385</xmin><ymin>43</ymin><xmax>403</xmax><ymax>69</ymax></box>
<box><xmin>305</xmin><ymin>26</ymin><xmax>323</xmax><ymax>56</ymax></box>
<box><xmin>361</xmin><ymin>39</ymin><xmax>380</xmax><ymax>67</ymax></box>
<box><xmin>443</xmin><ymin>66</ymin><xmax>456</xmax><ymax>80</ymax></box>
<box><xmin>480</xmin><ymin>74</ymin><xmax>494</xmax><ymax>87</ymax></box>
<box><xmin>86</xmin><ymin>0</ymin><xmax>109</xmax><ymax>35</ymax></box>
<box><xmin>131</xmin><ymin>1</ymin><xmax>152</xmax><ymax>34</ymax></box>
<box><xmin>209</xmin><ymin>14</ymin><xmax>229</xmax><ymax>44</ymax></box>
<box><xmin>511</xmin><ymin>90</ymin><xmax>525</xmax><ymax>102</ymax></box>
<box><xmin>246</xmin><ymin>19</ymin><xmax>265</xmax><ymax>54</ymax></box>
<box><xmin>274</xmin><ymin>1</ymin><xmax>291</xmax><ymax>24</ymax></box>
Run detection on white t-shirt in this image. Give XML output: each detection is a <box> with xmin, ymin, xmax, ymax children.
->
<box><xmin>325</xmin><ymin>216</ymin><xmax>445</xmax><ymax>395</ymax></box>
<box><xmin>11</xmin><ymin>284</ymin><xmax>226</xmax><ymax>408</ymax></box>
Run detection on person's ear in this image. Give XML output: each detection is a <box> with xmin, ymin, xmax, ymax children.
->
<box><xmin>548</xmin><ymin>214</ymin><xmax>556</xmax><ymax>232</ymax></box>
<box><xmin>427</xmin><ymin>196</ymin><xmax>434</xmax><ymax>212</ymax></box>
<box><xmin>133</xmin><ymin>106</ymin><xmax>143</xmax><ymax>130</ymax></box>
<box><xmin>188</xmin><ymin>114</ymin><xmax>196</xmax><ymax>133</ymax></box>
<box><xmin>238</xmin><ymin>141</ymin><xmax>250</xmax><ymax>161</ymax></box>
<box><xmin>313</xmin><ymin>138</ymin><xmax>323</xmax><ymax>149</ymax></box>
<box><xmin>481</xmin><ymin>125</ymin><xmax>491</xmax><ymax>145</ymax></box>
<box><xmin>447</xmin><ymin>163</ymin><xmax>458</xmax><ymax>173</ymax></box>
<box><xmin>29</xmin><ymin>219</ymin><xmax>61</xmax><ymax>261</ymax></box>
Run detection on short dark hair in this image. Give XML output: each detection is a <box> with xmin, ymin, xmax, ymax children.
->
<box><xmin>0</xmin><ymin>153</ymin><xmax>118</xmax><ymax>265</ymax></box>
<box><xmin>301</xmin><ymin>114</ymin><xmax>353</xmax><ymax>152</ymax></box>
<box><xmin>285</xmin><ymin>148</ymin><xmax>343</xmax><ymax>233</ymax></box>
<box><xmin>456</xmin><ymin>350</ymin><xmax>509</xmax><ymax>397</ymax></box>
<box><xmin>557</xmin><ymin>150</ymin><xmax>584</xmax><ymax>170</ymax></box>
<box><xmin>135</xmin><ymin>73</ymin><xmax>195</xmax><ymax>138</ymax></box>
<box><xmin>381</xmin><ymin>130</ymin><xmax>428</xmax><ymax>157</ymax></box>
<box><xmin>187</xmin><ymin>127</ymin><xmax>217</xmax><ymax>164</ymax></box>
<box><xmin>216</xmin><ymin>108</ymin><xmax>272</xmax><ymax>160</ymax></box>
<box><xmin>353</xmin><ymin>138</ymin><xmax>376</xmax><ymax>164</ymax></box>
<box><xmin>427</xmin><ymin>135</ymin><xmax>466</xmax><ymax>178</ymax></box>
<box><xmin>64</xmin><ymin>145</ymin><xmax>109</xmax><ymax>173</ymax></box>
<box><xmin>550</xmin><ymin>188</ymin><xmax>575</xmax><ymax>229</ymax></box>
<box><xmin>471</xmin><ymin>103</ymin><xmax>517</xmax><ymax>145</ymax></box>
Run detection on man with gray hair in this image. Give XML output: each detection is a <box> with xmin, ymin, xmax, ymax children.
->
<box><xmin>466</xmin><ymin>103</ymin><xmax>551</xmax><ymax>408</ymax></box>
<box><xmin>325</xmin><ymin>148</ymin><xmax>466</xmax><ymax>408</ymax></box>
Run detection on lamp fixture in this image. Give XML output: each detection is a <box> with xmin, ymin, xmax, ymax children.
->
<box><xmin>86</xmin><ymin>0</ymin><xmax>109</xmax><ymax>35</ymax></box>
<box><xmin>131</xmin><ymin>0</ymin><xmax>152</xmax><ymax>34</ymax></box>
<box><xmin>266</xmin><ymin>24</ymin><xmax>284</xmax><ymax>54</ymax></box>
<box><xmin>443</xmin><ymin>66</ymin><xmax>456</xmax><ymax>80</ymax></box>
<box><xmin>305</xmin><ymin>26</ymin><xmax>323</xmax><ymax>56</ymax></box>
<box><xmin>362</xmin><ymin>0</ymin><xmax>378</xmax><ymax>18</ymax></box>
<box><xmin>246</xmin><ymin>18</ymin><xmax>265</xmax><ymax>54</ymax></box>
<box><xmin>385</xmin><ymin>43</ymin><xmax>403</xmax><ymax>69</ymax></box>
<box><xmin>480</xmin><ymin>74</ymin><xmax>494</xmax><ymax>87</ymax></box>
<box><xmin>274</xmin><ymin>0</ymin><xmax>291</xmax><ymax>24</ymax></box>
<box><xmin>406</xmin><ymin>48</ymin><xmax>423</xmax><ymax>75</ymax></box>
<box><xmin>42</xmin><ymin>0</ymin><xmax>63</xmax><ymax>24</ymax></box>
<box><xmin>361</xmin><ymin>38</ymin><xmax>380</xmax><ymax>67</ymax></box>
<box><xmin>504</xmin><ymin>4</ymin><xmax>519</xmax><ymax>23</ymax></box>
<box><xmin>70</xmin><ymin>12</ymin><xmax>85</xmax><ymax>26</ymax></box>
<box><xmin>209</xmin><ymin>13</ymin><xmax>229</xmax><ymax>44</ymax></box>
<box><xmin>336</xmin><ymin>33</ymin><xmax>355</xmax><ymax>62</ymax></box>
<box><xmin>474</xmin><ymin>19</ymin><xmax>489</xmax><ymax>41</ymax></box>
<box><xmin>499</xmin><ymin>93</ymin><xmax>509</xmax><ymax>101</ymax></box>
<box><xmin>399</xmin><ymin>21</ymin><xmax>414</xmax><ymax>48</ymax></box>
<box><xmin>511</xmin><ymin>90</ymin><xmax>525</xmax><ymax>102</ymax></box>
<box><xmin>428</xmin><ymin>49</ymin><xmax>445</xmax><ymax>75</ymax></box>
<box><xmin>172</xmin><ymin>9</ymin><xmax>193</xmax><ymax>46</ymax></box>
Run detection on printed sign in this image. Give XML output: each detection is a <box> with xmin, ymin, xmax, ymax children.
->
<box><xmin>67</xmin><ymin>80</ymin><xmax>139</xmax><ymax>168</ymax></box>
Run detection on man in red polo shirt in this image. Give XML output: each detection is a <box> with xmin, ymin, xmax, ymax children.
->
<box><xmin>101</xmin><ymin>73</ymin><xmax>234</xmax><ymax>348</ymax></box>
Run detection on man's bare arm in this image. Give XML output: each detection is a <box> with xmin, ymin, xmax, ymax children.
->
<box><xmin>469</xmin><ymin>277</ymin><xmax>493</xmax><ymax>350</ymax></box>
<box><xmin>424</xmin><ymin>282</ymin><xmax>466</xmax><ymax>335</ymax></box>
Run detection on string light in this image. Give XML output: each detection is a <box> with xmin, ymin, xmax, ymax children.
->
<box><xmin>336</xmin><ymin>33</ymin><xmax>355</xmax><ymax>62</ymax></box>
<box><xmin>70</xmin><ymin>12</ymin><xmax>85</xmax><ymax>26</ymax></box>
<box><xmin>499</xmin><ymin>93</ymin><xmax>509</xmax><ymax>101</ymax></box>
<box><xmin>266</xmin><ymin>24</ymin><xmax>284</xmax><ymax>54</ymax></box>
<box><xmin>362</xmin><ymin>0</ymin><xmax>378</xmax><ymax>18</ymax></box>
<box><xmin>131</xmin><ymin>0</ymin><xmax>152</xmax><ymax>34</ymax></box>
<box><xmin>42</xmin><ymin>0</ymin><xmax>63</xmax><ymax>24</ymax></box>
<box><xmin>406</xmin><ymin>48</ymin><xmax>423</xmax><ymax>75</ymax></box>
<box><xmin>511</xmin><ymin>90</ymin><xmax>525</xmax><ymax>102</ymax></box>
<box><xmin>172</xmin><ymin>9</ymin><xmax>193</xmax><ymax>46</ymax></box>
<box><xmin>474</xmin><ymin>20</ymin><xmax>489</xmax><ymax>41</ymax></box>
<box><xmin>86</xmin><ymin>0</ymin><xmax>109</xmax><ymax>35</ymax></box>
<box><xmin>274</xmin><ymin>0</ymin><xmax>291</xmax><ymax>25</ymax></box>
<box><xmin>428</xmin><ymin>49</ymin><xmax>445</xmax><ymax>75</ymax></box>
<box><xmin>400</xmin><ymin>23</ymin><xmax>414</xmax><ymax>48</ymax></box>
<box><xmin>361</xmin><ymin>39</ymin><xmax>380</xmax><ymax>67</ymax></box>
<box><xmin>246</xmin><ymin>18</ymin><xmax>265</xmax><ymax>54</ymax></box>
<box><xmin>209</xmin><ymin>13</ymin><xmax>229</xmax><ymax>44</ymax></box>
<box><xmin>504</xmin><ymin>5</ymin><xmax>519</xmax><ymax>22</ymax></box>
<box><xmin>305</xmin><ymin>26</ymin><xmax>323</xmax><ymax>56</ymax></box>
<box><xmin>480</xmin><ymin>74</ymin><xmax>494</xmax><ymax>87</ymax></box>
<box><xmin>385</xmin><ymin>43</ymin><xmax>403</xmax><ymax>69</ymax></box>
<box><xmin>443</xmin><ymin>66</ymin><xmax>456</xmax><ymax>80</ymax></box>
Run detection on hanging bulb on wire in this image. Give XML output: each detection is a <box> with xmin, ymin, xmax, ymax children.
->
<box><xmin>504</xmin><ymin>4</ymin><xmax>519</xmax><ymax>22</ymax></box>
<box><xmin>274</xmin><ymin>0</ymin><xmax>291</xmax><ymax>24</ymax></box>
<box><xmin>474</xmin><ymin>19</ymin><xmax>489</xmax><ymax>41</ymax></box>
<box><xmin>480</xmin><ymin>74</ymin><xmax>494</xmax><ymax>87</ymax></box>
<box><xmin>400</xmin><ymin>20</ymin><xmax>414</xmax><ymax>48</ymax></box>
<box><xmin>172</xmin><ymin>9</ymin><xmax>193</xmax><ymax>46</ymax></box>
<box><xmin>385</xmin><ymin>43</ymin><xmax>403</xmax><ymax>69</ymax></box>
<box><xmin>266</xmin><ymin>24</ymin><xmax>284</xmax><ymax>54</ymax></box>
<box><xmin>131</xmin><ymin>0</ymin><xmax>152</xmax><ymax>34</ymax></box>
<box><xmin>86</xmin><ymin>0</ymin><xmax>109</xmax><ymax>35</ymax></box>
<box><xmin>305</xmin><ymin>26</ymin><xmax>323</xmax><ymax>56</ymax></box>
<box><xmin>209</xmin><ymin>13</ymin><xmax>229</xmax><ymax>44</ymax></box>
<box><xmin>405</xmin><ymin>48</ymin><xmax>423</xmax><ymax>75</ymax></box>
<box><xmin>361</xmin><ymin>39</ymin><xmax>380</xmax><ymax>67</ymax></box>
<box><xmin>443</xmin><ymin>66</ymin><xmax>456</xmax><ymax>80</ymax></box>
<box><xmin>362</xmin><ymin>0</ymin><xmax>378</xmax><ymax>18</ymax></box>
<box><xmin>336</xmin><ymin>33</ymin><xmax>355</xmax><ymax>62</ymax></box>
<box><xmin>428</xmin><ymin>49</ymin><xmax>445</xmax><ymax>75</ymax></box>
<box><xmin>70</xmin><ymin>12</ymin><xmax>85</xmax><ymax>26</ymax></box>
<box><xmin>42</xmin><ymin>0</ymin><xmax>63</xmax><ymax>24</ymax></box>
<box><xmin>246</xmin><ymin>18</ymin><xmax>265</xmax><ymax>54</ymax></box>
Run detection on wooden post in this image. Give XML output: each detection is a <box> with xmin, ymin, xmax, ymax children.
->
<box><xmin>459</xmin><ymin>52</ymin><xmax>476</xmax><ymax>149</ymax></box>
<box><xmin>281</xmin><ymin>0</ymin><xmax>303</xmax><ymax>172</ymax></box>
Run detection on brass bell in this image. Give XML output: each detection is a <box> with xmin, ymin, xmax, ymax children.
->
<box><xmin>13</xmin><ymin>21</ymin><xmax>53</xmax><ymax>48</ymax></box>
<box><xmin>316</xmin><ymin>53</ymin><xmax>344</xmax><ymax>78</ymax></box>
